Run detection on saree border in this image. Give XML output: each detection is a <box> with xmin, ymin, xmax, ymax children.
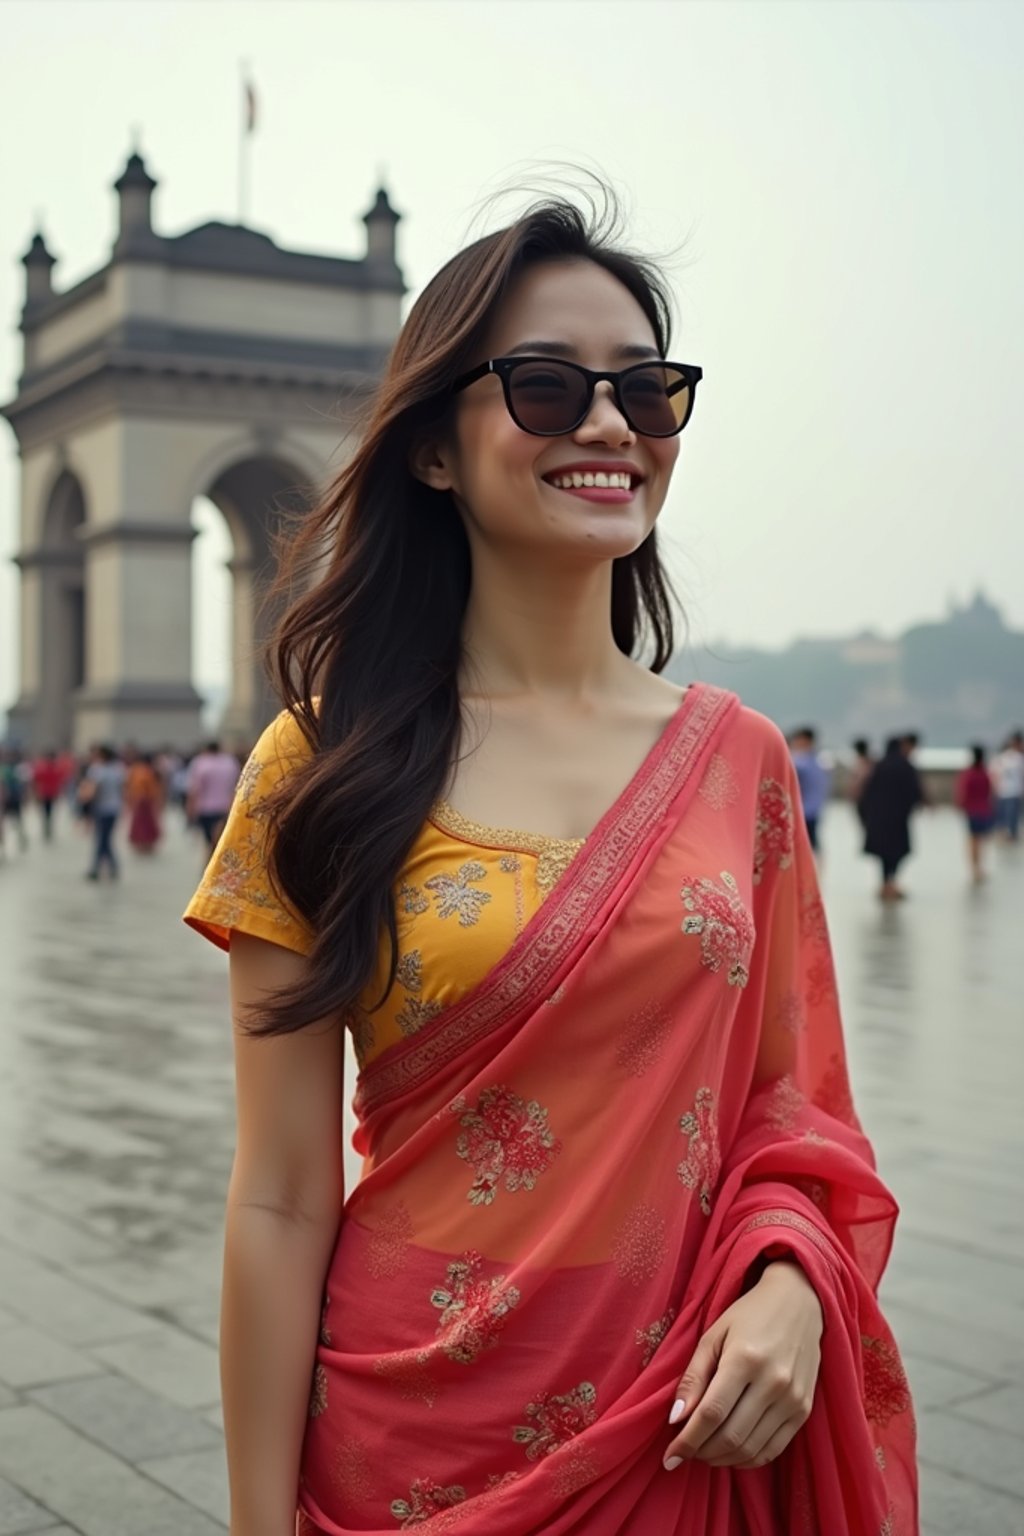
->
<box><xmin>354</xmin><ymin>683</ymin><xmax>738</xmax><ymax>1120</ymax></box>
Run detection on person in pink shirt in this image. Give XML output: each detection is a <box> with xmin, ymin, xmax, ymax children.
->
<box><xmin>186</xmin><ymin>741</ymin><xmax>241</xmax><ymax>852</ymax></box>
<box><xmin>955</xmin><ymin>744</ymin><xmax>996</xmax><ymax>885</ymax></box>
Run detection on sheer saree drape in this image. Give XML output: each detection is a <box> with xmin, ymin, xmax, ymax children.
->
<box><xmin>298</xmin><ymin>685</ymin><xmax>917</xmax><ymax>1535</ymax></box>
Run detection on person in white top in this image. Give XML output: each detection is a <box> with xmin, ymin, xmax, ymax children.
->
<box><xmin>990</xmin><ymin>731</ymin><xmax>1024</xmax><ymax>843</ymax></box>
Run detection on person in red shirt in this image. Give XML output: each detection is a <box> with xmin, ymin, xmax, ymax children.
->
<box><xmin>955</xmin><ymin>744</ymin><xmax>996</xmax><ymax>884</ymax></box>
<box><xmin>31</xmin><ymin>750</ymin><xmax>67</xmax><ymax>842</ymax></box>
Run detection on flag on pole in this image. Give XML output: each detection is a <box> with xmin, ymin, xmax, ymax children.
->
<box><xmin>244</xmin><ymin>78</ymin><xmax>257</xmax><ymax>135</ymax></box>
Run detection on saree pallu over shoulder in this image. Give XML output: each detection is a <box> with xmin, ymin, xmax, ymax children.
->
<box><xmin>353</xmin><ymin>682</ymin><xmax>739</xmax><ymax>1127</ymax></box>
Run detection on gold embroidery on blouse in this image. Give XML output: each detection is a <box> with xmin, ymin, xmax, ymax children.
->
<box><xmin>425</xmin><ymin>859</ymin><xmax>492</xmax><ymax>926</ymax></box>
<box><xmin>398</xmin><ymin>882</ymin><xmax>430</xmax><ymax>916</ymax></box>
<box><xmin>395</xmin><ymin>995</ymin><xmax>443</xmax><ymax>1038</ymax></box>
<box><xmin>430</xmin><ymin>799</ymin><xmax>585</xmax><ymax>895</ymax></box>
<box><xmin>395</xmin><ymin>948</ymin><xmax>423</xmax><ymax>992</ymax></box>
<box><xmin>499</xmin><ymin>852</ymin><xmax>526</xmax><ymax>932</ymax></box>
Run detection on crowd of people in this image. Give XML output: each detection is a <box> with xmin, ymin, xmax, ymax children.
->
<box><xmin>0</xmin><ymin>739</ymin><xmax>246</xmax><ymax>877</ymax></box>
<box><xmin>788</xmin><ymin>726</ymin><xmax>1024</xmax><ymax>897</ymax></box>
<box><xmin>3</xmin><ymin>722</ymin><xmax>1022</xmax><ymax>897</ymax></box>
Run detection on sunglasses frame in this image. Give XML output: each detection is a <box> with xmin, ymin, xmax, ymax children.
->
<box><xmin>452</xmin><ymin>356</ymin><xmax>703</xmax><ymax>438</ymax></box>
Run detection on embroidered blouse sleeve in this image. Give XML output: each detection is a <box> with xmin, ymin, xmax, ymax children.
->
<box><xmin>182</xmin><ymin>710</ymin><xmax>316</xmax><ymax>956</ymax></box>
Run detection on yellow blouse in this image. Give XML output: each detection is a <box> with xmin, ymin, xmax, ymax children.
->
<box><xmin>183</xmin><ymin>710</ymin><xmax>585</xmax><ymax>1070</ymax></box>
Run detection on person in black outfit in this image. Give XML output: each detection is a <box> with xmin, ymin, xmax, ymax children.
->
<box><xmin>858</xmin><ymin>735</ymin><xmax>925</xmax><ymax>901</ymax></box>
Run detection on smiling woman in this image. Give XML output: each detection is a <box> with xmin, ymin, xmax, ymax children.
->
<box><xmin>183</xmin><ymin>188</ymin><xmax>917</xmax><ymax>1536</ymax></box>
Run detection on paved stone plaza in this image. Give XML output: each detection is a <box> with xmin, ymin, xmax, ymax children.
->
<box><xmin>0</xmin><ymin>801</ymin><xmax>1021</xmax><ymax>1535</ymax></box>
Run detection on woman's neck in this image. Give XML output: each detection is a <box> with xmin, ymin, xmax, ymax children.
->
<box><xmin>458</xmin><ymin>551</ymin><xmax>630</xmax><ymax>706</ymax></box>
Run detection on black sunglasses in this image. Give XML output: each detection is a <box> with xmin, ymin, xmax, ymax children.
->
<box><xmin>452</xmin><ymin>356</ymin><xmax>703</xmax><ymax>438</ymax></box>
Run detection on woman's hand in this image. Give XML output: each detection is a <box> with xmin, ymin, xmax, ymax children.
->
<box><xmin>663</xmin><ymin>1259</ymin><xmax>823</xmax><ymax>1472</ymax></box>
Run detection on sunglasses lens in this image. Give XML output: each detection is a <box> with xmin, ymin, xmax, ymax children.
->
<box><xmin>508</xmin><ymin>362</ymin><xmax>589</xmax><ymax>434</ymax></box>
<box><xmin>620</xmin><ymin>365</ymin><xmax>691</xmax><ymax>436</ymax></box>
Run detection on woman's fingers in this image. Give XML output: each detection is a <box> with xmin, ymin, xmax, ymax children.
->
<box><xmin>664</xmin><ymin>1352</ymin><xmax>749</xmax><ymax>1466</ymax></box>
<box><xmin>700</xmin><ymin>1398</ymin><xmax>793</xmax><ymax>1468</ymax></box>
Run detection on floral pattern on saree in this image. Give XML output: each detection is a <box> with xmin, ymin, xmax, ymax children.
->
<box><xmin>365</xmin><ymin>1201</ymin><xmax>414</xmax><ymax>1279</ymax></box>
<box><xmin>860</xmin><ymin>1334</ymin><xmax>912</xmax><ymax>1427</ymax></box>
<box><xmin>429</xmin><ymin>1250</ymin><xmax>521</xmax><ymax>1363</ymax></box>
<box><xmin>677</xmin><ymin>1086</ymin><xmax>722</xmax><ymax>1215</ymax></box>
<box><xmin>636</xmin><ymin>1308</ymin><xmax>677</xmax><ymax>1367</ymax></box>
<box><xmin>391</xmin><ymin>1477</ymin><xmax>466</xmax><ymax>1527</ymax></box>
<box><xmin>330</xmin><ymin>1438</ymin><xmax>376</xmax><ymax>1502</ymax></box>
<box><xmin>765</xmin><ymin>1074</ymin><xmax>805</xmax><ymax>1132</ymax></box>
<box><xmin>698</xmin><ymin>752</ymin><xmax>740</xmax><ymax>810</ymax></box>
<box><xmin>373</xmin><ymin>1349</ymin><xmax>440</xmax><ymax>1407</ymax></box>
<box><xmin>513</xmin><ymin>1380</ymin><xmax>598</xmax><ymax>1459</ymax></box>
<box><xmin>615</xmin><ymin>998</ymin><xmax>671</xmax><ymax>1077</ymax></box>
<box><xmin>612</xmin><ymin>1204</ymin><xmax>669</xmax><ymax>1284</ymax></box>
<box><xmin>753</xmin><ymin>778</ymin><xmax>795</xmax><ymax>884</ymax></box>
<box><xmin>680</xmin><ymin>871</ymin><xmax>755</xmax><ymax>987</ymax></box>
<box><xmin>451</xmin><ymin>1085</ymin><xmax>562</xmax><ymax>1205</ymax></box>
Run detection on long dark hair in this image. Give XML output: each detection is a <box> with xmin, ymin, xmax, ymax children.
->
<box><xmin>255</xmin><ymin>194</ymin><xmax>684</xmax><ymax>1034</ymax></box>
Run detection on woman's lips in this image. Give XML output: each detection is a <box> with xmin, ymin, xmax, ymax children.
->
<box><xmin>545</xmin><ymin>482</ymin><xmax>638</xmax><ymax>504</ymax></box>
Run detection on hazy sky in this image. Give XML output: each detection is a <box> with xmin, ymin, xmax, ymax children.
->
<box><xmin>2</xmin><ymin>0</ymin><xmax>1022</xmax><ymax>712</ymax></box>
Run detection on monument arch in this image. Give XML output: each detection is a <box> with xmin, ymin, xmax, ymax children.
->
<box><xmin>3</xmin><ymin>150</ymin><xmax>403</xmax><ymax>750</ymax></box>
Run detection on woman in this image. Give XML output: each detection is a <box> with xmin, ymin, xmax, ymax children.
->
<box><xmin>847</xmin><ymin>738</ymin><xmax>874</xmax><ymax>827</ymax></box>
<box><xmin>859</xmin><ymin>737</ymin><xmax>924</xmax><ymax>903</ymax></box>
<box><xmin>955</xmin><ymin>745</ymin><xmax>996</xmax><ymax>884</ymax></box>
<box><xmin>126</xmin><ymin>752</ymin><xmax>163</xmax><ymax>853</ymax></box>
<box><xmin>185</xmin><ymin>198</ymin><xmax>917</xmax><ymax>1536</ymax></box>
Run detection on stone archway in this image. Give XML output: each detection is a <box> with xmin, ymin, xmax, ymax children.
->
<box><xmin>12</xmin><ymin>468</ymin><xmax>87</xmax><ymax>749</ymax></box>
<box><xmin>2</xmin><ymin>150</ymin><xmax>403</xmax><ymax>751</ymax></box>
<box><xmin>199</xmin><ymin>452</ymin><xmax>314</xmax><ymax>742</ymax></box>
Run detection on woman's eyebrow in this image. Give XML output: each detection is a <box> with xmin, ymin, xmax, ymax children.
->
<box><xmin>504</xmin><ymin>340</ymin><xmax>662</xmax><ymax>360</ymax></box>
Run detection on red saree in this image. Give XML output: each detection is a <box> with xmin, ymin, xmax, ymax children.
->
<box><xmin>298</xmin><ymin>684</ymin><xmax>918</xmax><ymax>1535</ymax></box>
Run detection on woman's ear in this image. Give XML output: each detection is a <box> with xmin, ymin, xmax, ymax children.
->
<box><xmin>409</xmin><ymin>433</ymin><xmax>456</xmax><ymax>492</ymax></box>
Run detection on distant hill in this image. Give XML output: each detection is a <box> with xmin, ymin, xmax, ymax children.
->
<box><xmin>670</xmin><ymin>591</ymin><xmax>1024</xmax><ymax>751</ymax></box>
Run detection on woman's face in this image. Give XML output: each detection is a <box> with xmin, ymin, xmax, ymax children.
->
<box><xmin>418</xmin><ymin>259</ymin><xmax>681</xmax><ymax>565</ymax></box>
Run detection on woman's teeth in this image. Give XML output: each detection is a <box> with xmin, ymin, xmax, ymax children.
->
<box><xmin>549</xmin><ymin>471</ymin><xmax>633</xmax><ymax>490</ymax></box>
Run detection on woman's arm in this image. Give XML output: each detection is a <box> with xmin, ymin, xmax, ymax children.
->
<box><xmin>222</xmin><ymin>932</ymin><xmax>344</xmax><ymax>1536</ymax></box>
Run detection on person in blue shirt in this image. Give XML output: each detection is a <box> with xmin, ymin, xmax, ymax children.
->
<box><xmin>788</xmin><ymin>726</ymin><xmax>831</xmax><ymax>853</ymax></box>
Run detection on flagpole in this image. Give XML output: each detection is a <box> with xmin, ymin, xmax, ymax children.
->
<box><xmin>238</xmin><ymin>60</ymin><xmax>251</xmax><ymax>226</ymax></box>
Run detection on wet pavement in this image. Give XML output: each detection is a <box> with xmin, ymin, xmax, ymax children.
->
<box><xmin>0</xmin><ymin>801</ymin><xmax>1021</xmax><ymax>1534</ymax></box>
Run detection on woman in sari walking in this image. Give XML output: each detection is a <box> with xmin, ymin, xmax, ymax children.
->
<box><xmin>126</xmin><ymin>752</ymin><xmax>163</xmax><ymax>854</ymax></box>
<box><xmin>186</xmin><ymin>196</ymin><xmax>917</xmax><ymax>1536</ymax></box>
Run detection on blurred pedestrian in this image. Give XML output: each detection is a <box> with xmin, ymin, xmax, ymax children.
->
<box><xmin>186</xmin><ymin>740</ymin><xmax>240</xmax><ymax>853</ymax></box>
<box><xmin>859</xmin><ymin>735</ymin><xmax>924</xmax><ymax>901</ymax></box>
<box><xmin>81</xmin><ymin>745</ymin><xmax>126</xmax><ymax>881</ymax></box>
<box><xmin>126</xmin><ymin>751</ymin><xmax>163</xmax><ymax>853</ymax></box>
<box><xmin>956</xmin><ymin>745</ymin><xmax>996</xmax><ymax>884</ymax></box>
<box><xmin>847</xmin><ymin>738</ymin><xmax>874</xmax><ymax>827</ymax></box>
<box><xmin>31</xmin><ymin>749</ymin><xmax>66</xmax><ymax>841</ymax></box>
<box><xmin>0</xmin><ymin>750</ymin><xmax>29</xmax><ymax>852</ymax></box>
<box><xmin>788</xmin><ymin>726</ymin><xmax>830</xmax><ymax>852</ymax></box>
<box><xmin>990</xmin><ymin>731</ymin><xmax>1024</xmax><ymax>843</ymax></box>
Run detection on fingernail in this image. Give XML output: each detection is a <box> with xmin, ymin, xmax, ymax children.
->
<box><xmin>664</xmin><ymin>1455</ymin><xmax>684</xmax><ymax>1471</ymax></box>
<box><xmin>668</xmin><ymin>1398</ymin><xmax>686</xmax><ymax>1425</ymax></box>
